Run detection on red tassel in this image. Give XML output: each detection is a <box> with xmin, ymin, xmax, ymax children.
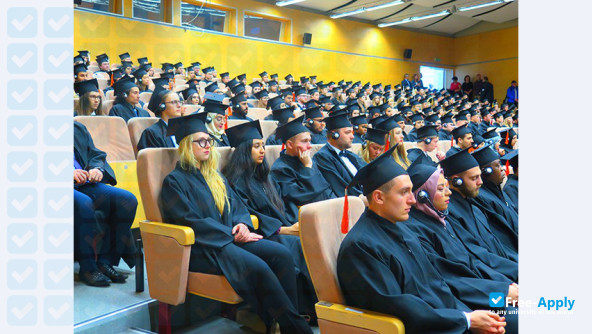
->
<box><xmin>385</xmin><ymin>135</ymin><xmax>390</xmax><ymax>151</ymax></box>
<box><xmin>451</xmin><ymin>137</ymin><xmax>454</xmax><ymax>147</ymax></box>
<box><xmin>505</xmin><ymin>160</ymin><xmax>510</xmax><ymax>177</ymax></box>
<box><xmin>505</xmin><ymin>131</ymin><xmax>509</xmax><ymax>145</ymax></box>
<box><xmin>224</xmin><ymin>114</ymin><xmax>228</xmax><ymax>130</ymax></box>
<box><xmin>341</xmin><ymin>189</ymin><xmax>349</xmax><ymax>234</ymax></box>
<box><xmin>281</xmin><ymin>143</ymin><xmax>285</xmax><ymax>150</ymax></box>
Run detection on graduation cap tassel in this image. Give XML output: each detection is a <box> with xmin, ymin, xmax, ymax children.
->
<box><xmin>341</xmin><ymin>188</ymin><xmax>350</xmax><ymax>234</ymax></box>
<box><xmin>385</xmin><ymin>135</ymin><xmax>390</xmax><ymax>151</ymax></box>
<box><xmin>505</xmin><ymin>131</ymin><xmax>509</xmax><ymax>145</ymax></box>
<box><xmin>505</xmin><ymin>160</ymin><xmax>510</xmax><ymax>177</ymax></box>
<box><xmin>281</xmin><ymin>143</ymin><xmax>285</xmax><ymax>151</ymax></box>
<box><xmin>224</xmin><ymin>114</ymin><xmax>229</xmax><ymax>130</ymax></box>
<box><xmin>451</xmin><ymin>137</ymin><xmax>454</xmax><ymax>147</ymax></box>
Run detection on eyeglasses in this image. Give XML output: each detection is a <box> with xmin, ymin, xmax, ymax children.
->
<box><xmin>165</xmin><ymin>100</ymin><xmax>182</xmax><ymax>105</ymax></box>
<box><xmin>192</xmin><ymin>138</ymin><xmax>214</xmax><ymax>148</ymax></box>
<box><xmin>89</xmin><ymin>95</ymin><xmax>101</xmax><ymax>100</ymax></box>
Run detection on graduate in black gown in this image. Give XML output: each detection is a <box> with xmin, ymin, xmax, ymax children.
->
<box><xmin>501</xmin><ymin>150</ymin><xmax>518</xmax><ymax>211</ymax></box>
<box><xmin>406</xmin><ymin>125</ymin><xmax>443</xmax><ymax>167</ymax></box>
<box><xmin>265</xmin><ymin>106</ymin><xmax>295</xmax><ymax>146</ymax></box>
<box><xmin>350</xmin><ymin>115</ymin><xmax>368</xmax><ymax>144</ymax></box>
<box><xmin>440</xmin><ymin>149</ymin><xmax>518</xmax><ymax>281</ymax></box>
<box><xmin>405</xmin><ymin>113</ymin><xmax>424</xmax><ymax>142</ymax></box>
<box><xmin>446</xmin><ymin>124</ymin><xmax>474</xmax><ymax>158</ymax></box>
<box><xmin>137</xmin><ymin>88</ymin><xmax>182</xmax><ymax>151</ymax></box>
<box><xmin>403</xmin><ymin>155</ymin><xmax>519</xmax><ymax>317</ymax></box>
<box><xmin>108</xmin><ymin>77</ymin><xmax>150</xmax><ymax>122</ymax></box>
<box><xmin>159</xmin><ymin>112</ymin><xmax>313</xmax><ymax>334</ymax></box>
<box><xmin>74</xmin><ymin>121</ymin><xmax>137</xmax><ymax>286</ymax></box>
<box><xmin>228</xmin><ymin>93</ymin><xmax>254</xmax><ymax>121</ymax></box>
<box><xmin>312</xmin><ymin>112</ymin><xmax>366</xmax><ymax>197</ymax></box>
<box><xmin>471</xmin><ymin>145</ymin><xmax>519</xmax><ymax>256</ymax></box>
<box><xmin>302</xmin><ymin>106</ymin><xmax>328</xmax><ymax>145</ymax></box>
<box><xmin>202</xmin><ymin>99</ymin><xmax>231</xmax><ymax>147</ymax></box>
<box><xmin>223</xmin><ymin>120</ymin><xmax>318</xmax><ymax>321</ymax></box>
<box><xmin>438</xmin><ymin>112</ymin><xmax>454</xmax><ymax>141</ymax></box>
<box><xmin>337</xmin><ymin>146</ymin><xmax>509</xmax><ymax>334</ymax></box>
<box><xmin>270</xmin><ymin>116</ymin><xmax>335</xmax><ymax>223</ymax></box>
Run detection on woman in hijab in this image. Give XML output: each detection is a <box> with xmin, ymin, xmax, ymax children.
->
<box><xmin>203</xmin><ymin>100</ymin><xmax>230</xmax><ymax>147</ymax></box>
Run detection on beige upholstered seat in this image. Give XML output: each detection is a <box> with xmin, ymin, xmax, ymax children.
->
<box><xmin>299</xmin><ymin>197</ymin><xmax>405</xmax><ymax>334</ymax></box>
<box><xmin>74</xmin><ymin>116</ymin><xmax>135</xmax><ymax>162</ymax></box>
<box><xmin>127</xmin><ymin>117</ymin><xmax>159</xmax><ymax>157</ymax></box>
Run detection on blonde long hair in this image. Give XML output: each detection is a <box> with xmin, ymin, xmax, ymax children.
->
<box><xmin>178</xmin><ymin>135</ymin><xmax>229</xmax><ymax>215</ymax></box>
<box><xmin>360</xmin><ymin>143</ymin><xmax>371</xmax><ymax>163</ymax></box>
<box><xmin>390</xmin><ymin>130</ymin><xmax>411</xmax><ymax>169</ymax></box>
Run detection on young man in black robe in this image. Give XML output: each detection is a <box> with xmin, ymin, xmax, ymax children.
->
<box><xmin>501</xmin><ymin>150</ymin><xmax>518</xmax><ymax>211</ymax></box>
<box><xmin>405</xmin><ymin>113</ymin><xmax>424</xmax><ymax>142</ymax></box>
<box><xmin>265</xmin><ymin>106</ymin><xmax>295</xmax><ymax>146</ymax></box>
<box><xmin>337</xmin><ymin>146</ymin><xmax>509</xmax><ymax>334</ymax></box>
<box><xmin>439</xmin><ymin>112</ymin><xmax>455</xmax><ymax>141</ymax></box>
<box><xmin>440</xmin><ymin>149</ymin><xmax>518</xmax><ymax>281</ymax></box>
<box><xmin>270</xmin><ymin>116</ymin><xmax>335</xmax><ymax>223</ymax></box>
<box><xmin>74</xmin><ymin>121</ymin><xmax>137</xmax><ymax>286</ymax></box>
<box><xmin>446</xmin><ymin>124</ymin><xmax>474</xmax><ymax>157</ymax></box>
<box><xmin>312</xmin><ymin>112</ymin><xmax>366</xmax><ymax>197</ymax></box>
<box><xmin>302</xmin><ymin>106</ymin><xmax>327</xmax><ymax>145</ymax></box>
<box><xmin>108</xmin><ymin>77</ymin><xmax>150</xmax><ymax>122</ymax></box>
<box><xmin>228</xmin><ymin>93</ymin><xmax>254</xmax><ymax>121</ymax></box>
<box><xmin>406</xmin><ymin>125</ymin><xmax>444</xmax><ymax>166</ymax></box>
<box><xmin>350</xmin><ymin>115</ymin><xmax>368</xmax><ymax>144</ymax></box>
<box><xmin>137</xmin><ymin>87</ymin><xmax>182</xmax><ymax>151</ymax></box>
<box><xmin>471</xmin><ymin>145</ymin><xmax>519</xmax><ymax>256</ymax></box>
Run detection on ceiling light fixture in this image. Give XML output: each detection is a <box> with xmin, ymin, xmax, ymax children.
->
<box><xmin>378</xmin><ymin>9</ymin><xmax>450</xmax><ymax>27</ymax></box>
<box><xmin>330</xmin><ymin>0</ymin><xmax>404</xmax><ymax>19</ymax></box>
<box><xmin>458</xmin><ymin>0</ymin><xmax>514</xmax><ymax>12</ymax></box>
<box><xmin>276</xmin><ymin>0</ymin><xmax>306</xmax><ymax>7</ymax></box>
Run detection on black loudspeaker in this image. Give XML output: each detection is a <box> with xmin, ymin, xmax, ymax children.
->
<box><xmin>404</xmin><ymin>49</ymin><xmax>413</xmax><ymax>59</ymax></box>
<box><xmin>303</xmin><ymin>33</ymin><xmax>312</xmax><ymax>45</ymax></box>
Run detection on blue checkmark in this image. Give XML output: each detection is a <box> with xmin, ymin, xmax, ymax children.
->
<box><xmin>44</xmin><ymin>44</ymin><xmax>72</xmax><ymax>73</ymax></box>
<box><xmin>489</xmin><ymin>292</ymin><xmax>505</xmax><ymax>308</ymax></box>
<box><xmin>44</xmin><ymin>295</ymin><xmax>72</xmax><ymax>326</ymax></box>
<box><xmin>7</xmin><ymin>80</ymin><xmax>37</xmax><ymax>110</ymax></box>
<box><xmin>7</xmin><ymin>188</ymin><xmax>38</xmax><ymax>218</ymax></box>
<box><xmin>44</xmin><ymin>224</ymin><xmax>72</xmax><ymax>254</ymax></box>
<box><xmin>7</xmin><ymin>116</ymin><xmax>38</xmax><ymax>146</ymax></box>
<box><xmin>44</xmin><ymin>79</ymin><xmax>73</xmax><ymax>110</ymax></box>
<box><xmin>44</xmin><ymin>260</ymin><xmax>72</xmax><ymax>290</ymax></box>
<box><xmin>44</xmin><ymin>187</ymin><xmax>72</xmax><ymax>218</ymax></box>
<box><xmin>44</xmin><ymin>151</ymin><xmax>72</xmax><ymax>182</ymax></box>
<box><xmin>7</xmin><ymin>224</ymin><xmax>37</xmax><ymax>254</ymax></box>
<box><xmin>43</xmin><ymin>116</ymin><xmax>72</xmax><ymax>146</ymax></box>
<box><xmin>7</xmin><ymin>295</ymin><xmax>37</xmax><ymax>326</ymax></box>
<box><xmin>7</xmin><ymin>259</ymin><xmax>37</xmax><ymax>290</ymax></box>
<box><xmin>43</xmin><ymin>7</ymin><xmax>72</xmax><ymax>38</ymax></box>
<box><xmin>7</xmin><ymin>152</ymin><xmax>38</xmax><ymax>182</ymax></box>
<box><xmin>7</xmin><ymin>7</ymin><xmax>38</xmax><ymax>38</ymax></box>
<box><xmin>7</xmin><ymin>44</ymin><xmax>37</xmax><ymax>74</ymax></box>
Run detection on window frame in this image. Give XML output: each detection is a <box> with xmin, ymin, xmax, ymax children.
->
<box><xmin>242</xmin><ymin>10</ymin><xmax>292</xmax><ymax>43</ymax></box>
<box><xmin>180</xmin><ymin>0</ymin><xmax>237</xmax><ymax>34</ymax></box>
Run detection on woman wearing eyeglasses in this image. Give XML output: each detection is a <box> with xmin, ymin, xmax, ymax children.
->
<box><xmin>137</xmin><ymin>89</ymin><xmax>183</xmax><ymax>152</ymax></box>
<box><xmin>202</xmin><ymin>100</ymin><xmax>230</xmax><ymax>147</ymax></box>
<box><xmin>74</xmin><ymin>79</ymin><xmax>103</xmax><ymax>116</ymax></box>
<box><xmin>159</xmin><ymin>113</ymin><xmax>313</xmax><ymax>334</ymax></box>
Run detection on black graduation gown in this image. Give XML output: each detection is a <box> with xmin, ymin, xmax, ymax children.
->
<box><xmin>137</xmin><ymin>119</ymin><xmax>175</xmax><ymax>151</ymax></box>
<box><xmin>228</xmin><ymin>114</ymin><xmax>254</xmax><ymax>121</ymax></box>
<box><xmin>306</xmin><ymin>127</ymin><xmax>327</xmax><ymax>144</ymax></box>
<box><xmin>270</xmin><ymin>151</ymin><xmax>335</xmax><ymax>223</ymax></box>
<box><xmin>312</xmin><ymin>145</ymin><xmax>366</xmax><ymax>197</ymax></box>
<box><xmin>212</xmin><ymin>133</ymin><xmax>230</xmax><ymax>147</ymax></box>
<box><xmin>468</xmin><ymin>122</ymin><xmax>480</xmax><ymax>136</ymax></box>
<box><xmin>477</xmin><ymin>121</ymin><xmax>490</xmax><ymax>135</ymax></box>
<box><xmin>265</xmin><ymin>133</ymin><xmax>282</xmax><ymax>146</ymax></box>
<box><xmin>109</xmin><ymin>102</ymin><xmax>150</xmax><ymax>123</ymax></box>
<box><xmin>337</xmin><ymin>209</ymin><xmax>472</xmax><ymax>334</ymax></box>
<box><xmin>503</xmin><ymin>175</ymin><xmax>518</xmax><ymax>212</ymax></box>
<box><xmin>353</xmin><ymin>132</ymin><xmax>365</xmax><ymax>144</ymax></box>
<box><xmin>407</xmin><ymin>128</ymin><xmax>418</xmax><ymax>142</ymax></box>
<box><xmin>229</xmin><ymin>177</ymin><xmax>318</xmax><ymax>316</ymax></box>
<box><xmin>159</xmin><ymin>164</ymin><xmax>310</xmax><ymax>330</ymax></box>
<box><xmin>446</xmin><ymin>146</ymin><xmax>461</xmax><ymax>158</ymax></box>
<box><xmin>403</xmin><ymin>209</ymin><xmax>512</xmax><ymax>310</ymax></box>
<box><xmin>472</xmin><ymin>180</ymin><xmax>519</xmax><ymax>256</ymax></box>
<box><xmin>74</xmin><ymin>121</ymin><xmax>137</xmax><ymax>267</ymax></box>
<box><xmin>447</xmin><ymin>190</ymin><xmax>518</xmax><ymax>281</ymax></box>
<box><xmin>439</xmin><ymin>129</ymin><xmax>452</xmax><ymax>141</ymax></box>
<box><xmin>402</xmin><ymin>130</ymin><xmax>410</xmax><ymax>142</ymax></box>
<box><xmin>407</xmin><ymin>148</ymin><xmax>437</xmax><ymax>167</ymax></box>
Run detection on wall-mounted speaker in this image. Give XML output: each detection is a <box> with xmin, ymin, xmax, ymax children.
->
<box><xmin>404</xmin><ymin>49</ymin><xmax>413</xmax><ymax>59</ymax></box>
<box><xmin>303</xmin><ymin>33</ymin><xmax>312</xmax><ymax>45</ymax></box>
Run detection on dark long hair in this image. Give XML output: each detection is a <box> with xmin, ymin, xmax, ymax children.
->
<box><xmin>223</xmin><ymin>139</ymin><xmax>285</xmax><ymax>213</ymax></box>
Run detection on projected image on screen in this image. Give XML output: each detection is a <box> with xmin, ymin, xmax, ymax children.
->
<box><xmin>244</xmin><ymin>14</ymin><xmax>282</xmax><ymax>42</ymax></box>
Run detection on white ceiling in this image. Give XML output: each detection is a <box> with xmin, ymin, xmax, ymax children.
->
<box><xmin>275</xmin><ymin>0</ymin><xmax>518</xmax><ymax>36</ymax></box>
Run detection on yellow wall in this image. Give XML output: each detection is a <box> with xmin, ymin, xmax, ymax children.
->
<box><xmin>454</xmin><ymin>27</ymin><xmax>518</xmax><ymax>102</ymax></box>
<box><xmin>75</xmin><ymin>0</ymin><xmax>517</xmax><ymax>94</ymax></box>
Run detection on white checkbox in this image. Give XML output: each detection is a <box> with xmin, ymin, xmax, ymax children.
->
<box><xmin>48</xmin><ymin>266</ymin><xmax>69</xmax><ymax>283</ymax></box>
<box><xmin>11</xmin><ymin>86</ymin><xmax>34</xmax><ymax>104</ymax></box>
<box><xmin>48</xmin><ymin>302</ymin><xmax>70</xmax><ymax>319</ymax></box>
<box><xmin>11</xmin><ymin>51</ymin><xmax>34</xmax><ymax>68</ymax></box>
<box><xmin>48</xmin><ymin>231</ymin><xmax>69</xmax><ymax>247</ymax></box>
<box><xmin>48</xmin><ymin>195</ymin><xmax>69</xmax><ymax>212</ymax></box>
<box><xmin>48</xmin><ymin>123</ymin><xmax>69</xmax><ymax>139</ymax></box>
<box><xmin>11</xmin><ymin>266</ymin><xmax>34</xmax><ymax>283</ymax></box>
<box><xmin>11</xmin><ymin>230</ymin><xmax>34</xmax><ymax>248</ymax></box>
<box><xmin>11</xmin><ymin>195</ymin><xmax>33</xmax><ymax>212</ymax></box>
<box><xmin>11</xmin><ymin>159</ymin><xmax>34</xmax><ymax>176</ymax></box>
<box><xmin>11</xmin><ymin>15</ymin><xmax>34</xmax><ymax>32</ymax></box>
<box><xmin>11</xmin><ymin>123</ymin><xmax>34</xmax><ymax>140</ymax></box>
<box><xmin>48</xmin><ymin>15</ymin><xmax>69</xmax><ymax>31</ymax></box>
<box><xmin>48</xmin><ymin>51</ymin><xmax>69</xmax><ymax>67</ymax></box>
<box><xmin>11</xmin><ymin>303</ymin><xmax>34</xmax><ymax>320</ymax></box>
<box><xmin>48</xmin><ymin>158</ymin><xmax>70</xmax><ymax>175</ymax></box>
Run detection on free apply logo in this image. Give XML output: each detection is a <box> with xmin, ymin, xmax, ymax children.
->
<box><xmin>489</xmin><ymin>293</ymin><xmax>575</xmax><ymax>311</ymax></box>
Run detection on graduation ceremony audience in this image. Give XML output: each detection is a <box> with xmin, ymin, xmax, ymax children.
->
<box><xmin>72</xmin><ymin>49</ymin><xmax>519</xmax><ymax>333</ymax></box>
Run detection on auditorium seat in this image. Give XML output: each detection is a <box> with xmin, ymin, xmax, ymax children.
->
<box><xmin>403</xmin><ymin>141</ymin><xmax>416</xmax><ymax>150</ymax></box>
<box><xmin>74</xmin><ymin>97</ymin><xmax>79</xmax><ymax>111</ymax></box>
<box><xmin>105</xmin><ymin>90</ymin><xmax>115</xmax><ymax>101</ymax></box>
<box><xmin>404</xmin><ymin>125</ymin><xmax>413</xmax><ymax>134</ymax></box>
<box><xmin>259</xmin><ymin>120</ymin><xmax>278</xmax><ymax>142</ymax></box>
<box><xmin>88</xmin><ymin>65</ymin><xmax>99</xmax><ymax>72</ymax></box>
<box><xmin>139</xmin><ymin>92</ymin><xmax>152</xmax><ymax>105</ymax></box>
<box><xmin>74</xmin><ymin>116</ymin><xmax>135</xmax><ymax>161</ymax></box>
<box><xmin>438</xmin><ymin>140</ymin><xmax>452</xmax><ymax>153</ymax></box>
<box><xmin>137</xmin><ymin>148</ymin><xmax>261</xmax><ymax>332</ymax></box>
<box><xmin>182</xmin><ymin>104</ymin><xmax>201</xmax><ymax>114</ymax></box>
<box><xmin>247</xmin><ymin>108</ymin><xmax>269</xmax><ymax>120</ymax></box>
<box><xmin>216</xmin><ymin>146</ymin><xmax>234</xmax><ymax>171</ymax></box>
<box><xmin>247</xmin><ymin>99</ymin><xmax>259</xmax><ymax>106</ymax></box>
<box><xmin>97</xmin><ymin>77</ymin><xmax>109</xmax><ymax>90</ymax></box>
<box><xmin>127</xmin><ymin>117</ymin><xmax>159</xmax><ymax>157</ymax></box>
<box><xmin>299</xmin><ymin>197</ymin><xmax>405</xmax><ymax>334</ymax></box>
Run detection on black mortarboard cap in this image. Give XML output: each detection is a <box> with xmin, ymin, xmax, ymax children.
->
<box><xmin>268</xmin><ymin>95</ymin><xmax>284</xmax><ymax>111</ymax></box>
<box><xmin>294</xmin><ymin>87</ymin><xmax>307</xmax><ymax>96</ymax></box>
<box><xmin>304</xmin><ymin>106</ymin><xmax>323</xmax><ymax>119</ymax></box>
<box><xmin>231</xmin><ymin>83</ymin><xmax>246</xmax><ymax>95</ymax></box>
<box><xmin>74</xmin><ymin>55</ymin><xmax>84</xmax><ymax>64</ymax></box>
<box><xmin>254</xmin><ymin>89</ymin><xmax>269</xmax><ymax>100</ymax></box>
<box><xmin>471</xmin><ymin>144</ymin><xmax>500</xmax><ymax>167</ymax></box>
<box><xmin>425</xmin><ymin>114</ymin><xmax>440</xmax><ymax>124</ymax></box>
<box><xmin>119</xmin><ymin>52</ymin><xmax>131</xmax><ymax>60</ymax></box>
<box><xmin>365</xmin><ymin>127</ymin><xmax>388</xmax><ymax>146</ymax></box>
<box><xmin>285</xmin><ymin>74</ymin><xmax>293</xmax><ymax>80</ymax></box>
<box><xmin>78</xmin><ymin>50</ymin><xmax>89</xmax><ymax>57</ymax></box>
<box><xmin>113</xmin><ymin>76</ymin><xmax>137</xmax><ymax>96</ymax></box>
<box><xmin>440</xmin><ymin>148</ymin><xmax>479</xmax><ymax>177</ymax></box>
<box><xmin>268</xmin><ymin>80</ymin><xmax>278</xmax><ymax>87</ymax></box>
<box><xmin>181</xmin><ymin>86</ymin><xmax>198</xmax><ymax>100</ymax></box>
<box><xmin>137</xmin><ymin>57</ymin><xmax>148</xmax><ymax>65</ymax></box>
<box><xmin>272</xmin><ymin>106</ymin><xmax>295</xmax><ymax>123</ymax></box>
<box><xmin>270</xmin><ymin>73</ymin><xmax>278</xmax><ymax>79</ymax></box>
<box><xmin>191</xmin><ymin>62</ymin><xmax>201</xmax><ymax>67</ymax></box>
<box><xmin>133</xmin><ymin>69</ymin><xmax>148</xmax><ymax>81</ymax></box>
<box><xmin>140</xmin><ymin>63</ymin><xmax>152</xmax><ymax>71</ymax></box>
<box><xmin>74</xmin><ymin>79</ymin><xmax>99</xmax><ymax>96</ymax></box>
<box><xmin>416</xmin><ymin>125</ymin><xmax>438</xmax><ymax>140</ymax></box>
<box><xmin>147</xmin><ymin>87</ymin><xmax>170</xmax><ymax>114</ymax></box>
<box><xmin>226</xmin><ymin>78</ymin><xmax>240</xmax><ymax>89</ymax></box>
<box><xmin>250</xmin><ymin>81</ymin><xmax>263</xmax><ymax>89</ymax></box>
<box><xmin>227</xmin><ymin>120</ymin><xmax>263</xmax><ymax>148</ymax></box>
<box><xmin>219</xmin><ymin>72</ymin><xmax>229</xmax><ymax>78</ymax></box>
<box><xmin>500</xmin><ymin>149</ymin><xmax>518</xmax><ymax>169</ymax></box>
<box><xmin>174</xmin><ymin>62</ymin><xmax>183</xmax><ymax>69</ymax></box>
<box><xmin>407</xmin><ymin>153</ymin><xmax>439</xmax><ymax>192</ymax></box>
<box><xmin>367</xmin><ymin>106</ymin><xmax>382</xmax><ymax>117</ymax></box>
<box><xmin>205</xmin><ymin>82</ymin><xmax>219</xmax><ymax>93</ymax></box>
<box><xmin>96</xmin><ymin>53</ymin><xmax>109</xmax><ymax>63</ymax></box>
<box><xmin>259</xmin><ymin>71</ymin><xmax>268</xmax><ymax>77</ymax></box>
<box><xmin>451</xmin><ymin>124</ymin><xmax>472</xmax><ymax>139</ymax></box>
<box><xmin>375</xmin><ymin>116</ymin><xmax>399</xmax><ymax>132</ymax></box>
<box><xmin>276</xmin><ymin>115</ymin><xmax>308</xmax><ymax>143</ymax></box>
<box><xmin>152</xmin><ymin>77</ymin><xmax>170</xmax><ymax>90</ymax></box>
<box><xmin>167</xmin><ymin>112</ymin><xmax>209</xmax><ymax>140</ymax></box>
<box><xmin>237</xmin><ymin>73</ymin><xmax>246</xmax><ymax>81</ymax></box>
<box><xmin>202</xmin><ymin>66</ymin><xmax>215</xmax><ymax>74</ymax></box>
<box><xmin>74</xmin><ymin>64</ymin><xmax>88</xmax><ymax>76</ymax></box>
<box><xmin>349</xmin><ymin>145</ymin><xmax>407</xmax><ymax>196</ymax></box>
<box><xmin>324</xmin><ymin>112</ymin><xmax>352</xmax><ymax>131</ymax></box>
<box><xmin>161</xmin><ymin>63</ymin><xmax>174</xmax><ymax>71</ymax></box>
<box><xmin>230</xmin><ymin>93</ymin><xmax>247</xmax><ymax>106</ymax></box>
<box><xmin>203</xmin><ymin>100</ymin><xmax>229</xmax><ymax>115</ymax></box>
<box><xmin>410</xmin><ymin>113</ymin><xmax>424</xmax><ymax>123</ymax></box>
<box><xmin>349</xmin><ymin>115</ymin><xmax>368</xmax><ymax>126</ymax></box>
